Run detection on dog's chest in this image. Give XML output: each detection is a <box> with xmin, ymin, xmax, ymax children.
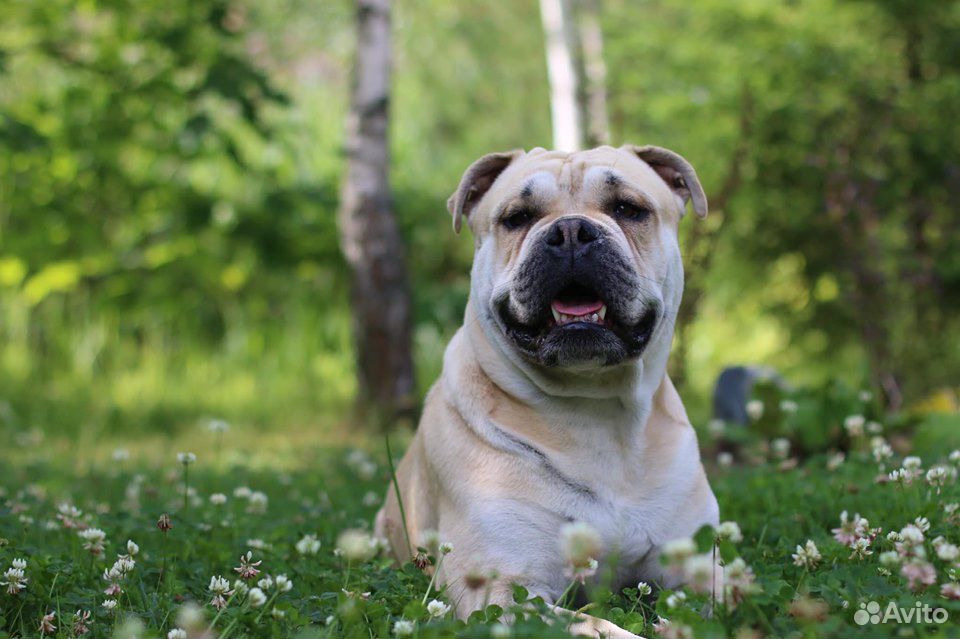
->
<box><xmin>581</xmin><ymin>490</ymin><xmax>659</xmax><ymax>564</ymax></box>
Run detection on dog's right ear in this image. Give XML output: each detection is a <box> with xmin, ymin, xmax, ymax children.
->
<box><xmin>447</xmin><ymin>150</ymin><xmax>523</xmax><ymax>233</ymax></box>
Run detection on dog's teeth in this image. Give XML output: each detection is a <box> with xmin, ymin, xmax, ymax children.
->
<box><xmin>598</xmin><ymin>305</ymin><xmax>607</xmax><ymax>320</ymax></box>
<box><xmin>590</xmin><ymin>313</ymin><xmax>599</xmax><ymax>322</ymax></box>
<box><xmin>551</xmin><ymin>307</ymin><xmax>561</xmax><ymax>323</ymax></box>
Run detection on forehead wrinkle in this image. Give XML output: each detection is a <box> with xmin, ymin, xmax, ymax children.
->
<box><xmin>582</xmin><ymin>165</ymin><xmax>656</xmax><ymax>204</ymax></box>
<box><xmin>513</xmin><ymin>171</ymin><xmax>557</xmax><ymax>206</ymax></box>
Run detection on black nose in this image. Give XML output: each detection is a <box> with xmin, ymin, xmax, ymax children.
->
<box><xmin>544</xmin><ymin>217</ymin><xmax>601</xmax><ymax>254</ymax></box>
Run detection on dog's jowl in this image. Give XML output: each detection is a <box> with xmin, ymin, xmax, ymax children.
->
<box><xmin>376</xmin><ymin>145</ymin><xmax>719</xmax><ymax>639</ymax></box>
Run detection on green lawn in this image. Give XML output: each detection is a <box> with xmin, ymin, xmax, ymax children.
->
<box><xmin>1</xmin><ymin>412</ymin><xmax>959</xmax><ymax>638</ymax></box>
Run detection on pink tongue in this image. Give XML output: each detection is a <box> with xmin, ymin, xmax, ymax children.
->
<box><xmin>551</xmin><ymin>299</ymin><xmax>604</xmax><ymax>317</ymax></box>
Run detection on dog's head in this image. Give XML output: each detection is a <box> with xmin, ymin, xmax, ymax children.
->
<box><xmin>449</xmin><ymin>145</ymin><xmax>707</xmax><ymax>370</ymax></box>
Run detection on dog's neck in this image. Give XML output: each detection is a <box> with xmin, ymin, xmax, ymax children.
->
<box><xmin>461</xmin><ymin>299</ymin><xmax>676</xmax><ymax>428</ymax></box>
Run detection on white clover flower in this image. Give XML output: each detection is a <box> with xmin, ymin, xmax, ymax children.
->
<box><xmin>717</xmin><ymin>452</ymin><xmax>734</xmax><ymax>467</ymax></box>
<box><xmin>208</xmin><ymin>575</ymin><xmax>234</xmax><ymax>610</ymax></box>
<box><xmin>11</xmin><ymin>558</ymin><xmax>26</xmax><ymax>570</ymax></box>
<box><xmin>176</xmin><ymin>452</ymin><xmax>197</xmax><ymax>465</ymax></box>
<box><xmin>346</xmin><ymin>450</ymin><xmax>378</xmax><ymax>480</ymax></box>
<box><xmin>426</xmin><ymin>599</ymin><xmax>451</xmax><ymax>618</ymax></box>
<box><xmin>872</xmin><ymin>440</ymin><xmax>893</xmax><ymax>463</ymax></box>
<box><xmin>439</xmin><ymin>542</ymin><xmax>454</xmax><ymax>555</ymax></box>
<box><xmin>490</xmin><ymin>623</ymin><xmax>511</xmax><ymax>638</ymax></box>
<box><xmin>637</xmin><ymin>581</ymin><xmax>652</xmax><ymax>596</ymax></box>
<box><xmin>859</xmin><ymin>390</ymin><xmax>873</xmax><ymax>402</ymax></box>
<box><xmin>271</xmin><ymin>608</ymin><xmax>285</xmax><ymax>620</ymax></box>
<box><xmin>233</xmin><ymin>486</ymin><xmax>252</xmax><ymax>499</ymax></box>
<box><xmin>206</xmin><ymin>419</ymin><xmax>230</xmax><ymax>434</ymax></box>
<box><xmin>393</xmin><ymin>619</ymin><xmax>415</xmax><ymax>636</ymax></box>
<box><xmin>723</xmin><ymin>557</ymin><xmax>758</xmax><ymax>608</ymax></box>
<box><xmin>936</xmin><ymin>543</ymin><xmax>959</xmax><ymax>562</ymax></box>
<box><xmin>849</xmin><ymin>538</ymin><xmax>873</xmax><ymax>560</ymax></box>
<box><xmin>866</xmin><ymin>421</ymin><xmax>883</xmax><ymax>434</ymax></box>
<box><xmin>336</xmin><ymin>529</ymin><xmax>375</xmax><ymax>562</ymax></box>
<box><xmin>112</xmin><ymin>448</ymin><xmax>130</xmax><ymax>462</ymax></box>
<box><xmin>296</xmin><ymin>534</ymin><xmax>321</xmax><ymax>555</ymax></box>
<box><xmin>707</xmin><ymin>419</ymin><xmax>726</xmax><ymax>436</ymax></box>
<box><xmin>887</xmin><ymin>531</ymin><xmax>903</xmax><ymax>543</ymax></box>
<box><xmin>78</xmin><ymin>528</ymin><xmax>107</xmax><ymax>555</ymax></box>
<box><xmin>247</xmin><ymin>587</ymin><xmax>267</xmax><ymax>607</ymax></box>
<box><xmin>167</xmin><ymin>629</ymin><xmax>187</xmax><ymax>639</ymax></box>
<box><xmin>1</xmin><ymin>567</ymin><xmax>28</xmax><ymax>594</ymax></box>
<box><xmin>792</xmin><ymin>540</ymin><xmax>821</xmax><ymax>569</ymax></box>
<box><xmin>771</xmin><ymin>438</ymin><xmax>791</xmax><ymax>459</ymax></box>
<box><xmin>942</xmin><ymin>583</ymin><xmax>960</xmax><ymax>600</ymax></box>
<box><xmin>900</xmin><ymin>524</ymin><xmax>924</xmax><ymax>545</ymax></box>
<box><xmin>275</xmin><ymin>575</ymin><xmax>293</xmax><ymax>592</ymax></box>
<box><xmin>257</xmin><ymin>575</ymin><xmax>274</xmax><ymax>590</ymax></box>
<box><xmin>717</xmin><ymin>521</ymin><xmax>743</xmax><ymax>543</ymax></box>
<box><xmin>843</xmin><ymin>415</ymin><xmax>865</xmax><ymax>437</ymax></box>
<box><xmin>682</xmin><ymin>553</ymin><xmax>715</xmax><ymax>593</ymax></box>
<box><xmin>926</xmin><ymin>465</ymin><xmax>951</xmax><ymax>489</ymax></box>
<box><xmin>779</xmin><ymin>399</ymin><xmax>799</xmax><ymax>414</ymax></box>
<box><xmin>325</xmin><ymin>615</ymin><xmax>336</xmax><ymax>626</ymax></box>
<box><xmin>362</xmin><ymin>491</ymin><xmax>381</xmax><ymax>507</ymax></box>
<box><xmin>78</xmin><ymin>528</ymin><xmax>106</xmax><ymax>542</ymax></box>
<box><xmin>879</xmin><ymin>550</ymin><xmax>900</xmax><ymax>567</ymax></box>
<box><xmin>746</xmin><ymin>400</ymin><xmax>764</xmax><ymax>421</ymax></box>
<box><xmin>949</xmin><ymin>450</ymin><xmax>960</xmax><ymax>464</ymax></box>
<box><xmin>914</xmin><ymin>517</ymin><xmax>930</xmax><ymax>532</ymax></box>
<box><xmin>125</xmin><ymin>540</ymin><xmax>139</xmax><ymax>557</ymax></box>
<box><xmin>888</xmin><ymin>468</ymin><xmax>908</xmax><ymax>483</ymax></box>
<box><xmin>209</xmin><ymin>576</ymin><xmax>232</xmax><ymax>595</ymax></box>
<box><xmin>826</xmin><ymin>452</ymin><xmax>845</xmax><ymax>471</ymax></box>
<box><xmin>662</xmin><ymin>537</ymin><xmax>696</xmax><ymax>565</ymax></box>
<box><xmin>946</xmin><ymin>503</ymin><xmax>959</xmax><ymax>515</ymax></box>
<box><xmin>559</xmin><ymin>521</ymin><xmax>602</xmax><ymax>569</ymax></box>
<box><xmin>176</xmin><ymin>603</ymin><xmax>205</xmax><ymax>630</ymax></box>
<box><xmin>665</xmin><ymin>591</ymin><xmax>687</xmax><ymax>609</ymax></box>
<box><xmin>232</xmin><ymin>580</ymin><xmax>249</xmax><ymax>596</ymax></box>
<box><xmin>246</xmin><ymin>539</ymin><xmax>269</xmax><ymax>550</ymax></box>
<box><xmin>247</xmin><ymin>492</ymin><xmax>268</xmax><ymax>514</ymax></box>
<box><xmin>903</xmin><ymin>456</ymin><xmax>922</xmax><ymax>471</ymax></box>
<box><xmin>102</xmin><ymin>599</ymin><xmax>117</xmax><ymax>610</ymax></box>
<box><xmin>209</xmin><ymin>493</ymin><xmax>227</xmax><ymax>506</ymax></box>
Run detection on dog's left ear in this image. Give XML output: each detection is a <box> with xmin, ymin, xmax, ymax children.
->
<box><xmin>447</xmin><ymin>150</ymin><xmax>523</xmax><ymax>233</ymax></box>
<box><xmin>626</xmin><ymin>145</ymin><xmax>708</xmax><ymax>219</ymax></box>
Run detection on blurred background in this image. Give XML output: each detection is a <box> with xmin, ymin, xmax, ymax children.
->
<box><xmin>1</xmin><ymin>0</ymin><xmax>959</xmax><ymax>453</ymax></box>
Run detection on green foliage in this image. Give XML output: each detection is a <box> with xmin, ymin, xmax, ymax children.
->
<box><xmin>2</xmin><ymin>0</ymin><xmax>960</xmax><ymax>428</ymax></box>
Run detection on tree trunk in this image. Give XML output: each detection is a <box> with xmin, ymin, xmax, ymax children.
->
<box><xmin>576</xmin><ymin>0</ymin><xmax>609</xmax><ymax>147</ymax></box>
<box><xmin>540</xmin><ymin>0</ymin><xmax>583</xmax><ymax>151</ymax></box>
<box><xmin>337</xmin><ymin>0</ymin><xmax>415</xmax><ymax>422</ymax></box>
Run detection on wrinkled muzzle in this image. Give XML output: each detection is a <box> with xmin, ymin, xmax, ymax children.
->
<box><xmin>495</xmin><ymin>217</ymin><xmax>661</xmax><ymax>368</ymax></box>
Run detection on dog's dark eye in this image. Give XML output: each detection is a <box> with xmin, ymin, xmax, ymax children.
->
<box><xmin>502</xmin><ymin>209</ymin><xmax>534</xmax><ymax>230</ymax></box>
<box><xmin>613</xmin><ymin>200</ymin><xmax>652</xmax><ymax>221</ymax></box>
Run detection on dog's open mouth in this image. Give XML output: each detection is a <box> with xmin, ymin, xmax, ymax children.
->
<box><xmin>496</xmin><ymin>275</ymin><xmax>662</xmax><ymax>367</ymax></box>
<box><xmin>550</xmin><ymin>283</ymin><xmax>609</xmax><ymax>327</ymax></box>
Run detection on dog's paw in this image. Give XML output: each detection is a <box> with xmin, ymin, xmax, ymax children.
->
<box><xmin>550</xmin><ymin>606</ymin><xmax>645</xmax><ymax>639</ymax></box>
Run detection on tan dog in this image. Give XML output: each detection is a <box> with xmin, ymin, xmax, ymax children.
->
<box><xmin>376</xmin><ymin>145</ymin><xmax>718</xmax><ymax>638</ymax></box>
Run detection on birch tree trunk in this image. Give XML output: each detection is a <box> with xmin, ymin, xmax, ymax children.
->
<box><xmin>540</xmin><ymin>0</ymin><xmax>584</xmax><ymax>151</ymax></box>
<box><xmin>337</xmin><ymin>0</ymin><xmax>415</xmax><ymax>421</ymax></box>
<box><xmin>577</xmin><ymin>0</ymin><xmax>609</xmax><ymax>147</ymax></box>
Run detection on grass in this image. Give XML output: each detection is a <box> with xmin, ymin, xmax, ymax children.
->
<box><xmin>1</xmin><ymin>403</ymin><xmax>959</xmax><ymax>639</ymax></box>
